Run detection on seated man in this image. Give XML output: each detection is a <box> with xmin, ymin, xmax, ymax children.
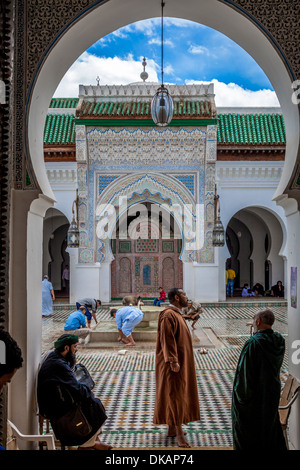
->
<box><xmin>242</xmin><ymin>283</ymin><xmax>255</xmax><ymax>297</ymax></box>
<box><xmin>271</xmin><ymin>281</ymin><xmax>285</xmax><ymax>298</ymax></box>
<box><xmin>182</xmin><ymin>300</ymin><xmax>203</xmax><ymax>329</ymax></box>
<box><xmin>111</xmin><ymin>296</ymin><xmax>144</xmax><ymax>346</ymax></box>
<box><xmin>64</xmin><ymin>306</ymin><xmax>92</xmax><ymax>344</ymax></box>
<box><xmin>253</xmin><ymin>282</ymin><xmax>265</xmax><ymax>297</ymax></box>
<box><xmin>75</xmin><ymin>298</ymin><xmax>101</xmax><ymax>328</ymax></box>
<box><xmin>37</xmin><ymin>334</ymin><xmax>112</xmax><ymax>450</ymax></box>
<box><xmin>153</xmin><ymin>287</ymin><xmax>166</xmax><ymax>306</ymax></box>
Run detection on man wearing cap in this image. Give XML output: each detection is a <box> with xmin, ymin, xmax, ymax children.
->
<box><xmin>76</xmin><ymin>297</ymin><xmax>101</xmax><ymax>328</ymax></box>
<box><xmin>37</xmin><ymin>334</ymin><xmax>112</xmax><ymax>450</ymax></box>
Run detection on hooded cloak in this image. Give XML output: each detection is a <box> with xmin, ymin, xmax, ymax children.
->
<box><xmin>232</xmin><ymin>328</ymin><xmax>287</xmax><ymax>450</ymax></box>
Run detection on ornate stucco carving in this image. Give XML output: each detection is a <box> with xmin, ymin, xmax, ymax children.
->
<box><xmin>87</xmin><ymin>127</ymin><xmax>206</xmax><ymax>166</ymax></box>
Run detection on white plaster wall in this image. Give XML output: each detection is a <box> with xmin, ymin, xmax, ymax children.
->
<box><xmin>45</xmin><ymin>162</ymin><xmax>77</xmax><ymax>222</ymax></box>
<box><xmin>183</xmin><ymin>263</ymin><xmax>195</xmax><ymax>301</ymax></box>
<box><xmin>192</xmin><ymin>264</ymin><xmax>220</xmax><ymax>302</ymax></box>
<box><xmin>67</xmin><ymin>249</ymin><xmax>112</xmax><ymax>303</ymax></box>
<box><xmin>217</xmin><ymin>162</ymin><xmax>287</xmax><ymax>226</ymax></box>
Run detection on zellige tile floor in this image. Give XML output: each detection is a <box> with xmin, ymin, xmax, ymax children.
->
<box><xmin>41</xmin><ymin>303</ymin><xmax>288</xmax><ymax>449</ymax></box>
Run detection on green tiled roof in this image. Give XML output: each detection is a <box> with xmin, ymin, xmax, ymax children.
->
<box><xmin>43</xmin><ymin>109</ymin><xmax>286</xmax><ymax>146</ymax></box>
<box><xmin>49</xmin><ymin>98</ymin><xmax>79</xmax><ymax>109</ymax></box>
<box><xmin>217</xmin><ymin>113</ymin><xmax>286</xmax><ymax>145</ymax></box>
<box><xmin>76</xmin><ymin>100</ymin><xmax>214</xmax><ymax>118</ymax></box>
<box><xmin>44</xmin><ymin>114</ymin><xmax>76</xmax><ymax>144</ymax></box>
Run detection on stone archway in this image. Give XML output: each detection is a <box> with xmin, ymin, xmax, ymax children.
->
<box><xmin>95</xmin><ymin>172</ymin><xmax>198</xmax><ymax>265</ymax></box>
<box><xmin>94</xmin><ymin>173</ymin><xmax>193</xmax><ymax>300</ymax></box>
<box><xmin>43</xmin><ymin>207</ymin><xmax>70</xmax><ymax>295</ymax></box>
<box><xmin>4</xmin><ymin>0</ymin><xmax>300</xmax><ymax>448</ymax></box>
<box><xmin>110</xmin><ymin>203</ymin><xmax>184</xmax><ymax>298</ymax></box>
<box><xmin>26</xmin><ymin>0</ymin><xmax>299</xmax><ymax>203</ymax></box>
<box><xmin>226</xmin><ymin>206</ymin><xmax>286</xmax><ymax>296</ymax></box>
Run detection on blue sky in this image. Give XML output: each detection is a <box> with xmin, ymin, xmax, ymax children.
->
<box><xmin>54</xmin><ymin>18</ymin><xmax>279</xmax><ymax>107</ymax></box>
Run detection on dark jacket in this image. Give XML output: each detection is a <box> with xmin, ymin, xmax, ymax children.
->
<box><xmin>232</xmin><ymin>329</ymin><xmax>287</xmax><ymax>450</ymax></box>
<box><xmin>37</xmin><ymin>351</ymin><xmax>106</xmax><ymax>443</ymax></box>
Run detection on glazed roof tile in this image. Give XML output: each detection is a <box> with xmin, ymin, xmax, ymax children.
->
<box><xmin>49</xmin><ymin>98</ymin><xmax>79</xmax><ymax>109</ymax></box>
<box><xmin>44</xmin><ymin>107</ymin><xmax>286</xmax><ymax>146</ymax></box>
<box><xmin>217</xmin><ymin>113</ymin><xmax>286</xmax><ymax>145</ymax></box>
<box><xmin>44</xmin><ymin>113</ymin><xmax>76</xmax><ymax>144</ymax></box>
<box><xmin>76</xmin><ymin>99</ymin><xmax>214</xmax><ymax>118</ymax></box>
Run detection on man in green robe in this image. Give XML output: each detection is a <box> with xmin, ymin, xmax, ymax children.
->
<box><xmin>232</xmin><ymin>308</ymin><xmax>287</xmax><ymax>450</ymax></box>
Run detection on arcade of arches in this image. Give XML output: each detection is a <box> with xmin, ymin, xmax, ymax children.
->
<box><xmin>1</xmin><ymin>0</ymin><xmax>300</xmax><ymax>450</ymax></box>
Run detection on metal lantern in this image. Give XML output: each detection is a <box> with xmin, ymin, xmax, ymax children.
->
<box><xmin>212</xmin><ymin>218</ymin><xmax>225</xmax><ymax>247</ymax></box>
<box><xmin>151</xmin><ymin>1</ymin><xmax>173</xmax><ymax>127</ymax></box>
<box><xmin>67</xmin><ymin>188</ymin><xmax>80</xmax><ymax>248</ymax></box>
<box><xmin>67</xmin><ymin>216</ymin><xmax>80</xmax><ymax>248</ymax></box>
<box><xmin>212</xmin><ymin>185</ymin><xmax>225</xmax><ymax>247</ymax></box>
<box><xmin>151</xmin><ymin>85</ymin><xmax>173</xmax><ymax>126</ymax></box>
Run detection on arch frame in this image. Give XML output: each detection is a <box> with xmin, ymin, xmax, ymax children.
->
<box><xmin>225</xmin><ymin>204</ymin><xmax>287</xmax><ymax>291</ymax></box>
<box><xmin>25</xmin><ymin>0</ymin><xmax>300</xmax><ymax>206</ymax></box>
<box><xmin>94</xmin><ymin>172</ymin><xmax>197</xmax><ymax>263</ymax></box>
<box><xmin>5</xmin><ymin>0</ymin><xmax>300</xmax><ymax>448</ymax></box>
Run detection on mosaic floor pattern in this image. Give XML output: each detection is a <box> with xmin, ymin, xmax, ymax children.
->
<box><xmin>42</xmin><ymin>303</ymin><xmax>288</xmax><ymax>449</ymax></box>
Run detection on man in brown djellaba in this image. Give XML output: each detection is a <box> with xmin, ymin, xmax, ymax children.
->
<box><xmin>153</xmin><ymin>287</ymin><xmax>200</xmax><ymax>448</ymax></box>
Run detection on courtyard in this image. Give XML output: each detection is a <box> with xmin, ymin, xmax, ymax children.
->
<box><xmin>41</xmin><ymin>300</ymin><xmax>288</xmax><ymax>450</ymax></box>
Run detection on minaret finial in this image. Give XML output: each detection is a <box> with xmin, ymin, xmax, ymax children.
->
<box><xmin>140</xmin><ymin>57</ymin><xmax>148</xmax><ymax>82</ymax></box>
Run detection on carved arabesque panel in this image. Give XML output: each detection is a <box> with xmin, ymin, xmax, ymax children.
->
<box><xmin>27</xmin><ymin>0</ymin><xmax>98</xmax><ymax>92</ymax></box>
<box><xmin>229</xmin><ymin>0</ymin><xmax>300</xmax><ymax>80</ymax></box>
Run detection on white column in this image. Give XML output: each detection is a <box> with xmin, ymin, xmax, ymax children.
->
<box><xmin>183</xmin><ymin>262</ymin><xmax>195</xmax><ymax>300</ymax></box>
<box><xmin>218</xmin><ymin>245</ymin><xmax>228</xmax><ymax>301</ymax></box>
<box><xmin>9</xmin><ymin>191</ymin><xmax>53</xmax><ymax>448</ymax></box>
<box><xmin>99</xmin><ymin>263</ymin><xmax>111</xmax><ymax>302</ymax></box>
<box><xmin>277</xmin><ymin>195</ymin><xmax>300</xmax><ymax>450</ymax></box>
<box><xmin>67</xmin><ymin>251</ymin><xmax>111</xmax><ymax>303</ymax></box>
<box><xmin>66</xmin><ymin>247</ymin><xmax>78</xmax><ymax>304</ymax></box>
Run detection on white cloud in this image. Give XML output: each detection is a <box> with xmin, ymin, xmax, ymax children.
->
<box><xmin>117</xmin><ymin>17</ymin><xmax>196</xmax><ymax>38</ymax></box>
<box><xmin>186</xmin><ymin>79</ymin><xmax>280</xmax><ymax>107</ymax></box>
<box><xmin>53</xmin><ymin>52</ymin><xmax>159</xmax><ymax>97</ymax></box>
<box><xmin>111</xmin><ymin>29</ymin><xmax>129</xmax><ymax>39</ymax></box>
<box><xmin>164</xmin><ymin>18</ymin><xmax>202</xmax><ymax>28</ymax></box>
<box><xmin>163</xmin><ymin>64</ymin><xmax>175</xmax><ymax>76</ymax></box>
<box><xmin>188</xmin><ymin>45</ymin><xmax>210</xmax><ymax>55</ymax></box>
<box><xmin>130</xmin><ymin>18</ymin><xmax>159</xmax><ymax>36</ymax></box>
<box><xmin>148</xmin><ymin>37</ymin><xmax>175</xmax><ymax>47</ymax></box>
<box><xmin>53</xmin><ymin>53</ymin><xmax>280</xmax><ymax>109</ymax></box>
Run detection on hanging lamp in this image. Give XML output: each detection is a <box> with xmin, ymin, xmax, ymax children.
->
<box><xmin>67</xmin><ymin>189</ymin><xmax>80</xmax><ymax>248</ymax></box>
<box><xmin>212</xmin><ymin>184</ymin><xmax>225</xmax><ymax>247</ymax></box>
<box><xmin>151</xmin><ymin>1</ymin><xmax>173</xmax><ymax>126</ymax></box>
